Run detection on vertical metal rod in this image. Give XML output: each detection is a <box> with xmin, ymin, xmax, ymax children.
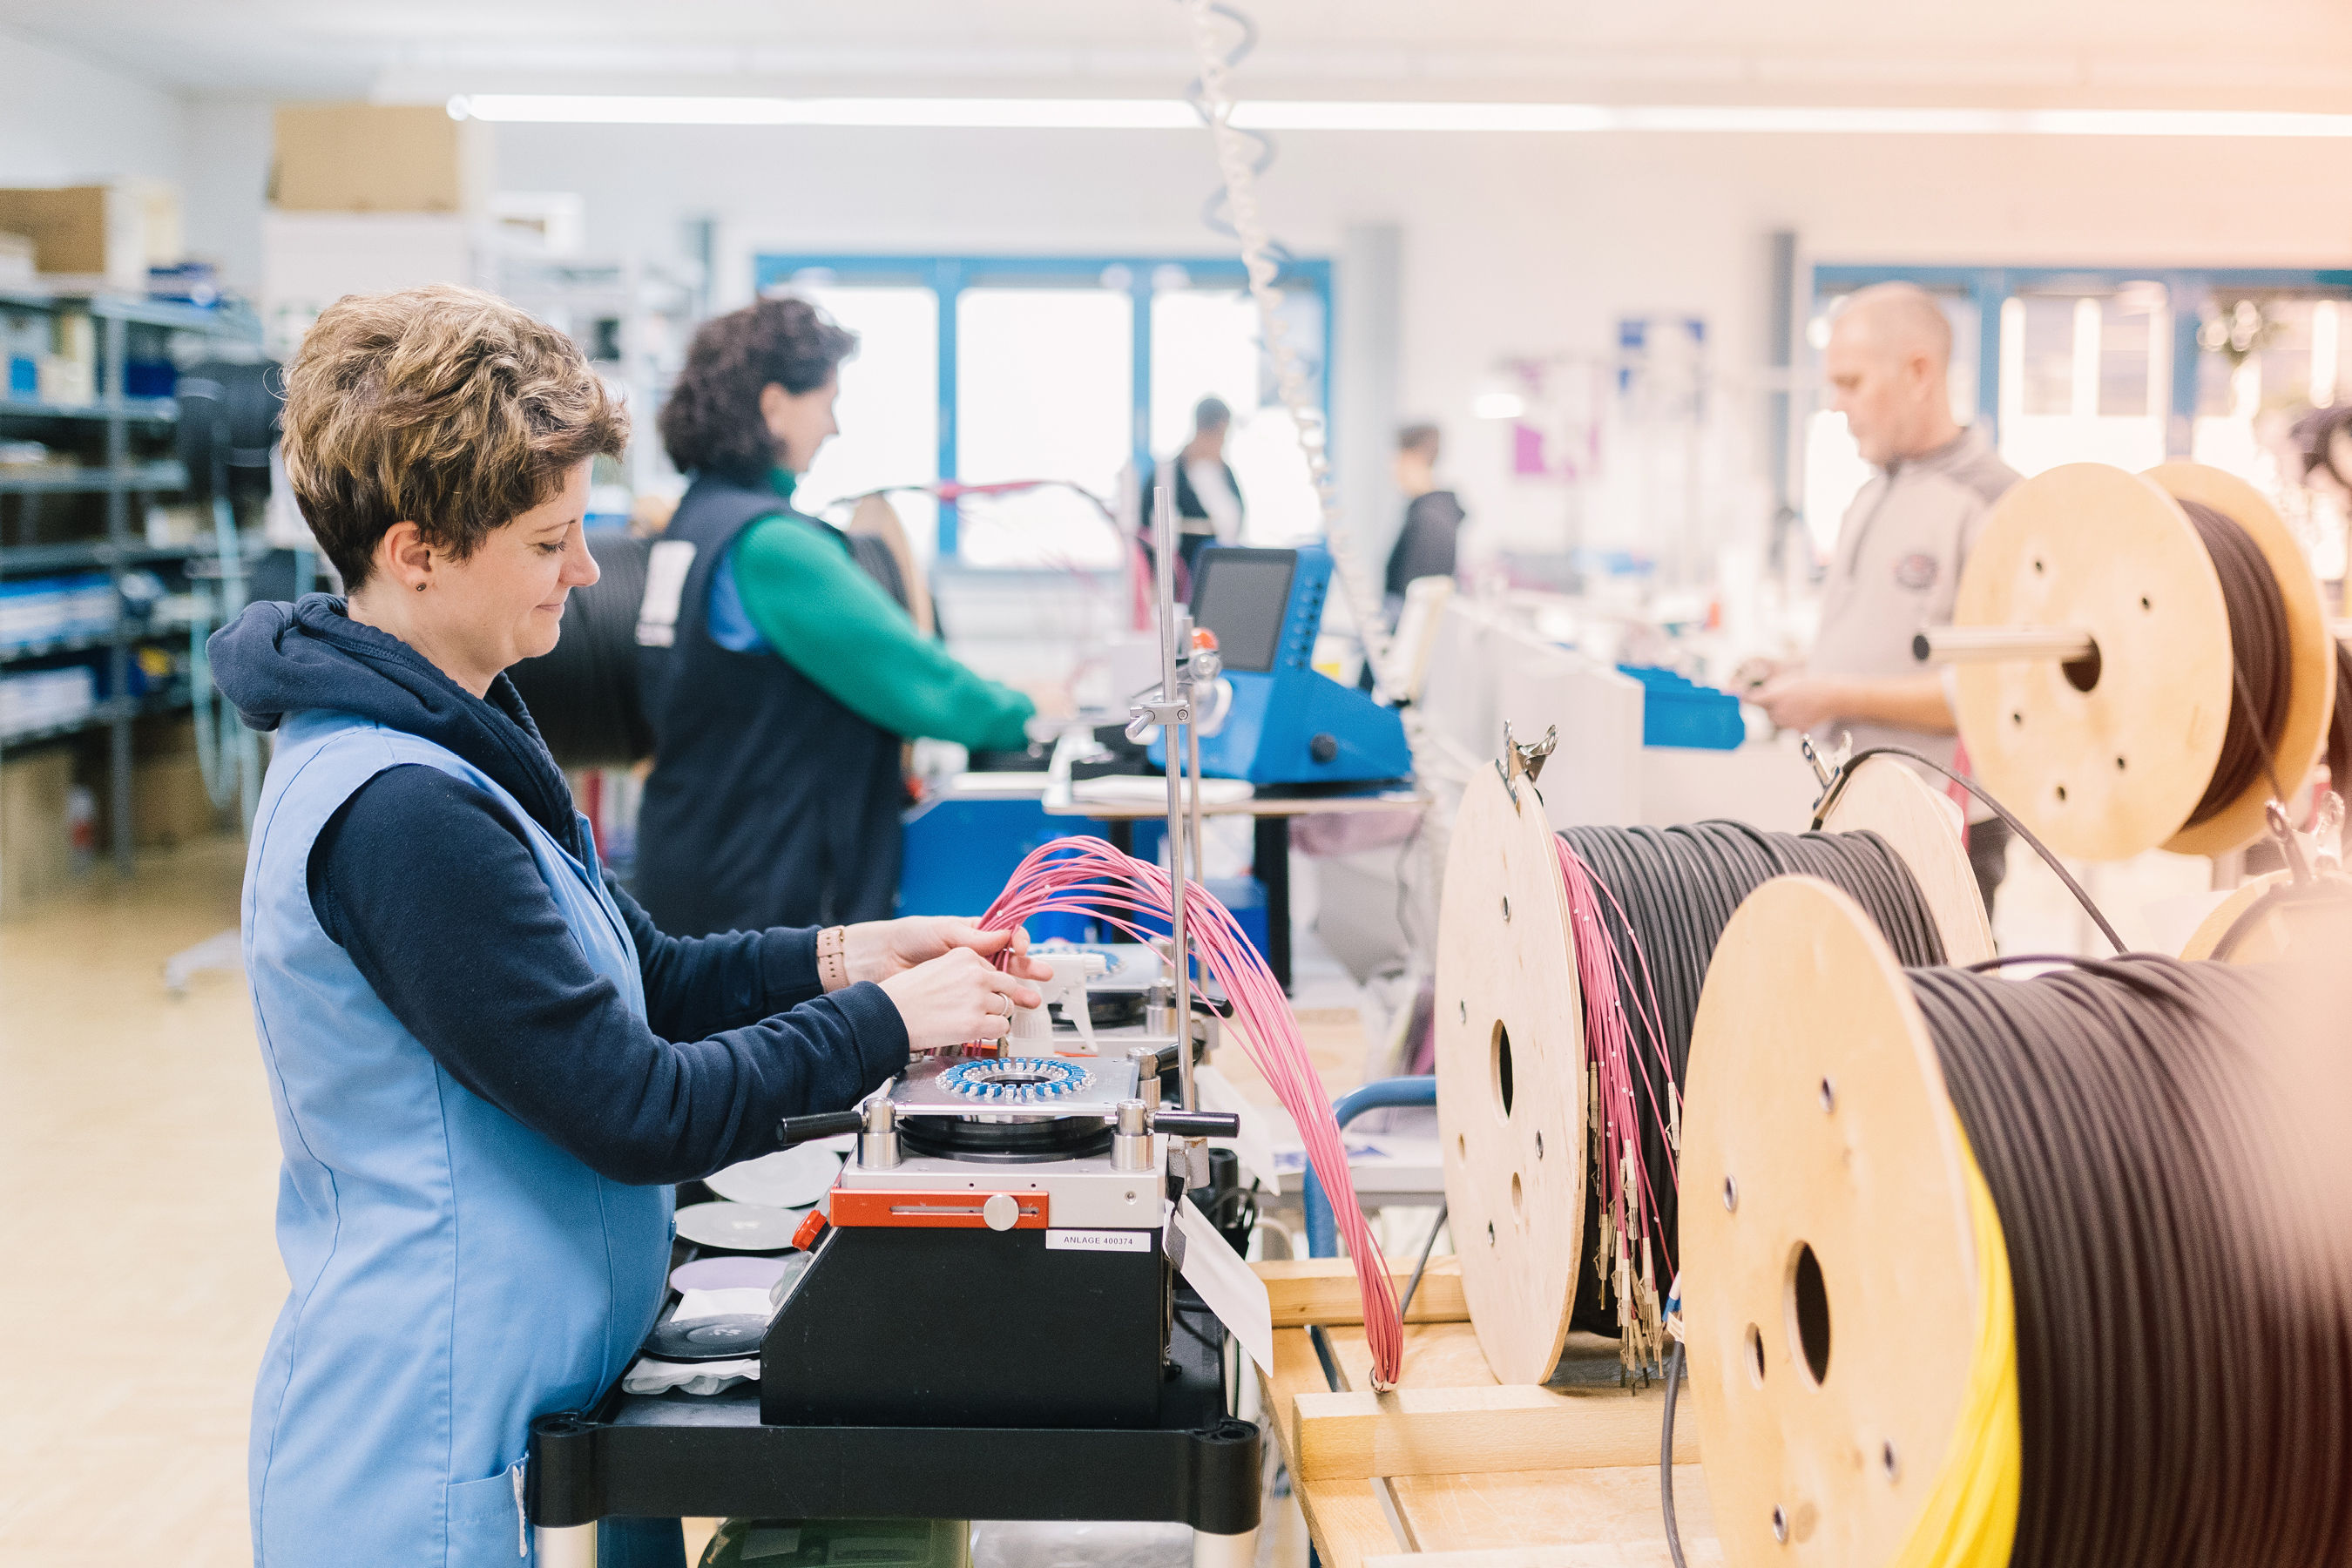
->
<box><xmin>104</xmin><ymin>312</ymin><xmax>132</xmax><ymax>876</ymax></box>
<box><xmin>1154</xmin><ymin>481</ymin><xmax>1194</xmax><ymax>1115</ymax></box>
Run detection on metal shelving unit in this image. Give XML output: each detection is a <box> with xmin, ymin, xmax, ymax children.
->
<box><xmin>0</xmin><ymin>291</ymin><xmax>264</xmax><ymax>873</ymax></box>
<box><xmin>0</xmin><ymin>460</ymin><xmax>187</xmax><ymax>493</ymax></box>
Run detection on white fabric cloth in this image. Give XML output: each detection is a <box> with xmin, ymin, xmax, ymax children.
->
<box><xmin>618</xmin><ymin>1285</ymin><xmax>773</xmax><ymax>1396</ymax></box>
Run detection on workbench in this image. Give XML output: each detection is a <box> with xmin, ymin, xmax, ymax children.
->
<box><xmin>524</xmin><ymin>1282</ymin><xmax>1262</xmax><ymax>1566</ymax></box>
<box><xmin>1254</xmin><ymin>1260</ymin><xmax>1723</xmax><ymax>1567</ymax></box>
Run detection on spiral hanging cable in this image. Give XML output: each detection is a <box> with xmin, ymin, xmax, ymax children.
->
<box><xmin>1178</xmin><ymin>0</ymin><xmax>1406</xmax><ymax>715</ymax></box>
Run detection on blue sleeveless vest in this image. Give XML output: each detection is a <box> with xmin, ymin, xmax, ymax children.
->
<box><xmin>241</xmin><ymin>709</ymin><xmax>673</xmax><ymax>1566</ymax></box>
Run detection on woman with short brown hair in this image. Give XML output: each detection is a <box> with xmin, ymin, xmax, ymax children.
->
<box><xmin>214</xmin><ymin>285</ymin><xmax>1041</xmax><ymax>1567</ymax></box>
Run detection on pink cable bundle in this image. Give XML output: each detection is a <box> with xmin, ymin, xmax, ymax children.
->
<box><xmin>979</xmin><ymin>835</ymin><xmax>1405</xmax><ymax>1387</ymax></box>
<box><xmin>1552</xmin><ymin>837</ymin><xmax>1680</xmax><ymax>1343</ymax></box>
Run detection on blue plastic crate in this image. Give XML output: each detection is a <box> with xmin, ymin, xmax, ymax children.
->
<box><xmin>1617</xmin><ymin>664</ymin><xmax>1746</xmax><ymax>751</ymax></box>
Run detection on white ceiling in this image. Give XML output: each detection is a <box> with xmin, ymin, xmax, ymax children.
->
<box><xmin>5</xmin><ymin>0</ymin><xmax>2349</xmax><ymax>105</ymax></box>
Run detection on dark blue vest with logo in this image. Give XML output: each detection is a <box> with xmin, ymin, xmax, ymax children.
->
<box><xmin>632</xmin><ymin>475</ymin><xmax>903</xmax><ymax>936</ymax></box>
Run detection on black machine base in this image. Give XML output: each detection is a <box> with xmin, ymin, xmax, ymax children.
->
<box><xmin>760</xmin><ymin>1220</ymin><xmax>1167</xmax><ymax>1428</ymax></box>
<box><xmin>526</xmin><ymin>1294</ymin><xmax>1260</xmax><ymax>1536</ymax></box>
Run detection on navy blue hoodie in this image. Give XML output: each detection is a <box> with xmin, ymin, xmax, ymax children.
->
<box><xmin>210</xmin><ymin>593</ymin><xmax>908</xmax><ymax>1186</ymax></box>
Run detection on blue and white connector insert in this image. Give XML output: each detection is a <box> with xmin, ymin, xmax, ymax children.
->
<box><xmin>939</xmin><ymin>1057</ymin><xmax>1096</xmax><ymax>1105</ymax></box>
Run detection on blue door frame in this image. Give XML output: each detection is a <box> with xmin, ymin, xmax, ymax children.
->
<box><xmin>1811</xmin><ymin>263</ymin><xmax>2352</xmax><ymax>456</ymax></box>
<box><xmin>754</xmin><ymin>253</ymin><xmax>1335</xmax><ymax>558</ymax></box>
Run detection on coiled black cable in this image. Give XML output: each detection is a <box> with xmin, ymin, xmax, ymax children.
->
<box><xmin>2178</xmin><ymin>497</ymin><xmax>2292</xmax><ymax>824</ymax></box>
<box><xmin>1556</xmin><ymin>822</ymin><xmax>1947</xmax><ymax>1332</ymax></box>
<box><xmin>1909</xmin><ymin>957</ymin><xmax>2352</xmax><ymax>1568</ymax></box>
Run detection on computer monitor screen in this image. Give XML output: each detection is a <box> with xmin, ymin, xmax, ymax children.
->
<box><xmin>1189</xmin><ymin>550</ymin><xmax>1295</xmax><ymax>673</ymax></box>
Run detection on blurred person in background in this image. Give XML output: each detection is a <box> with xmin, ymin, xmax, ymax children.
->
<box><xmin>1146</xmin><ymin>395</ymin><xmax>1245</xmax><ymax>577</ymax></box>
<box><xmin>634</xmin><ymin>296</ymin><xmax>1035</xmax><ymax>936</ymax></box>
<box><xmin>1382</xmin><ymin>422</ymin><xmax>1466</xmax><ymax>618</ymax></box>
<box><xmin>1752</xmin><ymin>281</ymin><xmax>2022</xmax><ymax>913</ymax></box>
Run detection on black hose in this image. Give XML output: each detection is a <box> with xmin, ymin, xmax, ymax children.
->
<box><xmin>506</xmin><ymin>529</ymin><xmax>656</xmax><ymax>769</ymax></box>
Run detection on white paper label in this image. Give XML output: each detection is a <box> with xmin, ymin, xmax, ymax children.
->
<box><xmin>1044</xmin><ymin>1228</ymin><xmax>1152</xmax><ymax>1253</ymax></box>
<box><xmin>634</xmin><ymin>538</ymin><xmax>698</xmax><ymax>647</ymax></box>
<box><xmin>1176</xmin><ymin>1195</ymin><xmax>1275</xmax><ymax>1375</ymax></box>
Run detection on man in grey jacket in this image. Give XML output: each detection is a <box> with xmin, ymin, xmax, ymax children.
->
<box><xmin>1755</xmin><ymin>282</ymin><xmax>2022</xmax><ymax>908</ymax></box>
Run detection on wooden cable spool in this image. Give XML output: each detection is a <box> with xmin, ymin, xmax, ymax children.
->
<box><xmin>1935</xmin><ymin>461</ymin><xmax>2333</xmax><ymax>860</ymax></box>
<box><xmin>2180</xmin><ymin>867</ymin><xmax>2352</xmax><ymax>963</ymax></box>
<box><xmin>1433</xmin><ymin>755</ymin><xmax>1989</xmax><ymax>1386</ymax></box>
<box><xmin>1678</xmin><ymin>876</ymin><xmax>1981</xmax><ymax>1566</ymax></box>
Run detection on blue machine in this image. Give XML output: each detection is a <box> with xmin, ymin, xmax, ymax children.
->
<box><xmin>1150</xmin><ymin>544</ymin><xmax>1412</xmax><ymax>787</ymax></box>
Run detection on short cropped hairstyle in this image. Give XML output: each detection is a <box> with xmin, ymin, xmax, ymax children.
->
<box><xmin>1193</xmin><ymin>395</ymin><xmax>1232</xmax><ymax>433</ymax></box>
<box><xmin>659</xmin><ymin>295</ymin><xmax>857</xmax><ymax>483</ymax></box>
<box><xmin>1398</xmin><ymin>422</ymin><xmax>1441</xmax><ymax>457</ymax></box>
<box><xmin>280</xmin><ymin>284</ymin><xmax>627</xmax><ymax>590</ymax></box>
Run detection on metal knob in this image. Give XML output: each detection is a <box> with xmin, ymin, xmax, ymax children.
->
<box><xmin>1112</xmin><ymin>1097</ymin><xmax>1155</xmax><ymax>1173</ymax></box>
<box><xmin>857</xmin><ymin>1097</ymin><xmax>900</xmax><ymax>1170</ymax></box>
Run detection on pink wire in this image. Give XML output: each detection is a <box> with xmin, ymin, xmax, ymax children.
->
<box><xmin>978</xmin><ymin>836</ymin><xmax>1405</xmax><ymax>1387</ymax></box>
<box><xmin>1552</xmin><ymin>837</ymin><xmax>1680</xmax><ymax>1306</ymax></box>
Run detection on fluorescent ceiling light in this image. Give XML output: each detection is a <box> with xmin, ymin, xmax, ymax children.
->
<box><xmin>451</xmin><ymin>94</ymin><xmax>1196</xmax><ymax>128</ymax></box>
<box><xmin>448</xmin><ymin>95</ymin><xmax>2352</xmax><ymax>139</ymax></box>
<box><xmin>1474</xmin><ymin>393</ymin><xmax>1529</xmax><ymax>420</ymax></box>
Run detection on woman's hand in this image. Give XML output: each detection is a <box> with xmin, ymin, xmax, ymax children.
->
<box><xmin>842</xmin><ymin>916</ymin><xmax>1052</xmax><ymax>989</ymax></box>
<box><xmin>875</xmin><ymin>948</ymin><xmax>1046</xmax><ymax>1054</ymax></box>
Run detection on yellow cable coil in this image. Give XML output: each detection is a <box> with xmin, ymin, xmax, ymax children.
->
<box><xmin>1890</xmin><ymin>1131</ymin><xmax>2021</xmax><ymax>1568</ymax></box>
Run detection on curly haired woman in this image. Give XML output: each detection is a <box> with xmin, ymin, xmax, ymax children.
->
<box><xmin>632</xmin><ymin>296</ymin><xmax>1035</xmax><ymax>936</ymax></box>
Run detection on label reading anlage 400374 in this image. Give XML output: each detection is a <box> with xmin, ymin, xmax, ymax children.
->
<box><xmin>1044</xmin><ymin>1229</ymin><xmax>1152</xmax><ymax>1253</ymax></box>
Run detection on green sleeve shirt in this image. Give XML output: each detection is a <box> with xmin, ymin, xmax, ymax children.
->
<box><xmin>728</xmin><ymin>516</ymin><xmax>1037</xmax><ymax>752</ymax></box>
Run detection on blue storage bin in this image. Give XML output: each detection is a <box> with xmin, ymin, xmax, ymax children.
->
<box><xmin>899</xmin><ymin>794</ymin><xmax>1105</xmax><ymax>943</ymax></box>
<box><xmin>1617</xmin><ymin>664</ymin><xmax>1746</xmax><ymax>751</ymax></box>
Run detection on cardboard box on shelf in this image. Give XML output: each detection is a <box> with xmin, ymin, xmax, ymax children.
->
<box><xmin>271</xmin><ymin>104</ymin><xmax>490</xmax><ymax>214</ymax></box>
<box><xmin>1</xmin><ymin>745</ymin><xmax>75</xmax><ymax>916</ymax></box>
<box><xmin>133</xmin><ymin>750</ymin><xmax>232</xmax><ymax>848</ymax></box>
<box><xmin>129</xmin><ymin>713</ymin><xmax>232</xmax><ymax>848</ymax></box>
<box><xmin>0</xmin><ymin>182</ymin><xmax>181</xmax><ymax>289</ymax></box>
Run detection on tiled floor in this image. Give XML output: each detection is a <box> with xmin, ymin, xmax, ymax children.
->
<box><xmin>1</xmin><ymin>835</ymin><xmax>280</xmax><ymax>1566</ymax></box>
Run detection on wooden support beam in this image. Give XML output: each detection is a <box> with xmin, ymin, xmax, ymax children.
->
<box><xmin>1256</xmin><ymin>1256</ymin><xmax>1470</xmax><ymax>1326</ymax></box>
<box><xmin>1365</xmin><ymin>1544</ymin><xmax>1697</xmax><ymax>1567</ymax></box>
<box><xmin>1294</xmin><ymin>1383</ymin><xmax>1698</xmax><ymax>1482</ymax></box>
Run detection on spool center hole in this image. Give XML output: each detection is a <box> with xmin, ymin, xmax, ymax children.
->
<box><xmin>1788</xmin><ymin>1242</ymin><xmax>1832</xmax><ymax>1386</ymax></box>
<box><xmin>2061</xmin><ymin>639</ymin><xmax>2102</xmax><ymax>693</ymax></box>
<box><xmin>1492</xmin><ymin>1021</ymin><xmax>1515</xmax><ymax>1119</ymax></box>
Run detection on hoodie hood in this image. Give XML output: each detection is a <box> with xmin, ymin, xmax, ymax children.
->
<box><xmin>210</xmin><ymin>593</ymin><xmax>582</xmax><ymax>856</ymax></box>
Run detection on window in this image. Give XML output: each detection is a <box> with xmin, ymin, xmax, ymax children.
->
<box><xmin>1802</xmin><ymin>265</ymin><xmax>2352</xmax><ymax>560</ymax></box>
<box><xmin>754</xmin><ymin>254</ymin><xmax>1332</xmax><ymax>567</ymax></box>
<box><xmin>791</xmin><ymin>283</ymin><xmax>940</xmax><ymax>562</ymax></box>
<box><xmin>1997</xmin><ymin>287</ymin><xmax>2167</xmax><ymax>476</ymax></box>
<box><xmin>955</xmin><ymin>287</ymin><xmax>1132</xmax><ymax>569</ymax></box>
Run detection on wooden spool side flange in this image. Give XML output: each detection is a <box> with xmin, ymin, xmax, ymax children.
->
<box><xmin>1434</xmin><ymin>764</ymin><xmax>1590</xmax><ymax>1384</ymax></box>
<box><xmin>1951</xmin><ymin>462</ymin><xmax>2232</xmax><ymax>861</ymax></box>
<box><xmin>1680</xmin><ymin>876</ymin><xmax>1979</xmax><ymax>1568</ymax></box>
<box><xmin>1815</xmin><ymin>754</ymin><xmax>1995</xmax><ymax>966</ymax></box>
<box><xmin>2180</xmin><ymin>869</ymin><xmax>2352</xmax><ymax>963</ymax></box>
<box><xmin>2144</xmin><ymin>463</ymin><xmax>2335</xmax><ymax>857</ymax></box>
